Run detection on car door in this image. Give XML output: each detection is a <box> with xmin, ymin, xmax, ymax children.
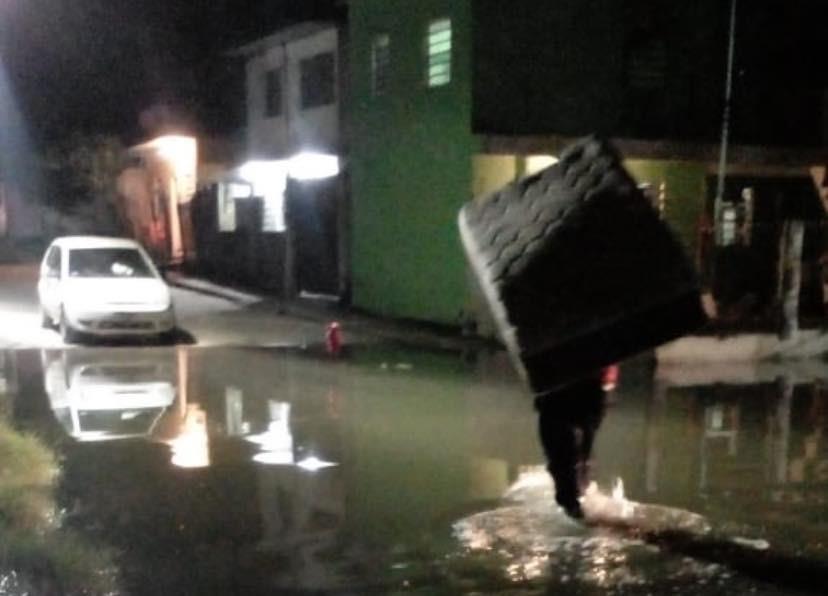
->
<box><xmin>38</xmin><ymin>245</ymin><xmax>62</xmax><ymax>320</ymax></box>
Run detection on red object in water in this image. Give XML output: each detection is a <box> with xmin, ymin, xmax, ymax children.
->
<box><xmin>325</xmin><ymin>322</ymin><xmax>342</xmax><ymax>356</ymax></box>
<box><xmin>601</xmin><ymin>364</ymin><xmax>620</xmax><ymax>391</ymax></box>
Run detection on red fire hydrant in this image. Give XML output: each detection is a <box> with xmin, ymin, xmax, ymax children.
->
<box><xmin>325</xmin><ymin>321</ymin><xmax>342</xmax><ymax>357</ymax></box>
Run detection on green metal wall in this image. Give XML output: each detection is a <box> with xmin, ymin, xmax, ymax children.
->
<box><xmin>349</xmin><ymin>0</ymin><xmax>478</xmax><ymax>324</ymax></box>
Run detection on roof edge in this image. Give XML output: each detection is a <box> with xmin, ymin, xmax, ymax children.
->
<box><xmin>227</xmin><ymin>21</ymin><xmax>339</xmax><ymax>57</ymax></box>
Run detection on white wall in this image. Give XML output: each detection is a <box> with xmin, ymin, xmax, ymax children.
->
<box><xmin>246</xmin><ymin>27</ymin><xmax>339</xmax><ymax>159</ymax></box>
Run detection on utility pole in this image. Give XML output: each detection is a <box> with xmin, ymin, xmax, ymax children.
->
<box><xmin>714</xmin><ymin>0</ymin><xmax>738</xmax><ymax>230</ymax></box>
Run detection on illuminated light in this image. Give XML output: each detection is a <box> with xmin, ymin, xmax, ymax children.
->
<box><xmin>142</xmin><ymin>135</ymin><xmax>198</xmax><ymax>201</ymax></box>
<box><xmin>228</xmin><ymin>182</ymin><xmax>252</xmax><ymax>199</ymax></box>
<box><xmin>287</xmin><ymin>152</ymin><xmax>340</xmax><ymax>180</ymax></box>
<box><xmin>170</xmin><ymin>434</ymin><xmax>210</xmax><ymax>468</ymax></box>
<box><xmin>238</xmin><ymin>160</ymin><xmax>289</xmax><ymax>194</ymax></box>
<box><xmin>169</xmin><ymin>431</ymin><xmax>209</xmax><ymax>468</ymax></box>
<box><xmin>247</xmin><ymin>401</ymin><xmax>295</xmax><ymax>465</ymax></box>
<box><xmin>168</xmin><ymin>404</ymin><xmax>210</xmax><ymax>468</ymax></box>
<box><xmin>296</xmin><ymin>456</ymin><xmax>338</xmax><ymax>472</ymax></box>
<box><xmin>525</xmin><ymin>154</ymin><xmax>559</xmax><ymax>175</ymax></box>
<box><xmin>234</xmin><ymin>153</ymin><xmax>339</xmax><ymax>230</ymax></box>
<box><xmin>253</xmin><ymin>451</ymin><xmax>295</xmax><ymax>466</ymax></box>
<box><xmin>245</xmin><ymin>402</ymin><xmax>293</xmax><ymax>451</ymax></box>
<box><xmin>237</xmin><ymin>160</ymin><xmax>289</xmax><ymax>231</ymax></box>
<box><xmin>244</xmin><ymin>421</ymin><xmax>294</xmax><ymax>451</ymax></box>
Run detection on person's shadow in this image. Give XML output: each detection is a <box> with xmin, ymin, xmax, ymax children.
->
<box><xmin>534</xmin><ymin>371</ymin><xmax>608</xmax><ymax>518</ymax></box>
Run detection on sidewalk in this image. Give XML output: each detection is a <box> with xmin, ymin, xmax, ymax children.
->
<box><xmin>165</xmin><ymin>271</ymin><xmax>264</xmax><ymax>305</ymax></box>
<box><xmin>166</xmin><ymin>271</ymin><xmax>496</xmax><ymax>353</ymax></box>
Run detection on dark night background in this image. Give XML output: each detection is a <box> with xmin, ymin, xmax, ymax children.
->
<box><xmin>0</xmin><ymin>0</ymin><xmax>343</xmax><ymax>143</ymax></box>
<box><xmin>2</xmin><ymin>0</ymin><xmax>828</xmax><ymax>148</ymax></box>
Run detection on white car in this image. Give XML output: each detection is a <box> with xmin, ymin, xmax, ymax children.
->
<box><xmin>38</xmin><ymin>236</ymin><xmax>176</xmax><ymax>343</ymax></box>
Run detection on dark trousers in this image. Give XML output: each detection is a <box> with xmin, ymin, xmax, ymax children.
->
<box><xmin>534</xmin><ymin>373</ymin><xmax>607</xmax><ymax>517</ymax></box>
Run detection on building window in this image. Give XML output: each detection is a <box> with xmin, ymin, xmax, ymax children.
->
<box><xmin>300</xmin><ymin>52</ymin><xmax>335</xmax><ymax>109</ymax></box>
<box><xmin>426</xmin><ymin>18</ymin><xmax>452</xmax><ymax>87</ymax></box>
<box><xmin>264</xmin><ymin>68</ymin><xmax>282</xmax><ymax>118</ymax></box>
<box><xmin>627</xmin><ymin>37</ymin><xmax>667</xmax><ymax>91</ymax></box>
<box><xmin>371</xmin><ymin>34</ymin><xmax>390</xmax><ymax>96</ymax></box>
<box><xmin>217</xmin><ymin>183</ymin><xmax>239</xmax><ymax>232</ymax></box>
<box><xmin>717</xmin><ymin>203</ymin><xmax>738</xmax><ymax>246</ymax></box>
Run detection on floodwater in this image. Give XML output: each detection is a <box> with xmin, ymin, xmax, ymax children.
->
<box><xmin>0</xmin><ymin>344</ymin><xmax>827</xmax><ymax>595</ymax></box>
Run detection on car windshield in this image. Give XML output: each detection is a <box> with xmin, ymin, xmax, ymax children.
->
<box><xmin>68</xmin><ymin>248</ymin><xmax>155</xmax><ymax>279</ymax></box>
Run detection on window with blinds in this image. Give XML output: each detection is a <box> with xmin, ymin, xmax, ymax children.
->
<box><xmin>426</xmin><ymin>18</ymin><xmax>452</xmax><ymax>87</ymax></box>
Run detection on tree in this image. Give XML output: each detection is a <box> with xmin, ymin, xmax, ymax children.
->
<box><xmin>41</xmin><ymin>133</ymin><xmax>125</xmax><ymax>234</ymax></box>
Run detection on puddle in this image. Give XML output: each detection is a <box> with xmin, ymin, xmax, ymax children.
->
<box><xmin>0</xmin><ymin>346</ymin><xmax>826</xmax><ymax>594</ymax></box>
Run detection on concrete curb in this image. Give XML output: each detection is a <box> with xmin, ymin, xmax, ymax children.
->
<box><xmin>166</xmin><ymin>273</ymin><xmax>496</xmax><ymax>353</ymax></box>
<box><xmin>166</xmin><ymin>273</ymin><xmax>263</xmax><ymax>305</ymax></box>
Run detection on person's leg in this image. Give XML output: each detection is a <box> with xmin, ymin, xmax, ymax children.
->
<box><xmin>534</xmin><ymin>373</ymin><xmax>607</xmax><ymax>518</ymax></box>
<box><xmin>536</xmin><ymin>395</ymin><xmax>583</xmax><ymax>518</ymax></box>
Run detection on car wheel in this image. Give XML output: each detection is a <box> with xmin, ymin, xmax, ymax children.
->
<box><xmin>59</xmin><ymin>309</ymin><xmax>79</xmax><ymax>344</ymax></box>
<box><xmin>158</xmin><ymin>328</ymin><xmax>178</xmax><ymax>345</ymax></box>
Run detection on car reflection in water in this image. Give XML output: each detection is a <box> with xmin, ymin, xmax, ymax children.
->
<box><xmin>40</xmin><ymin>347</ymin><xmax>346</xmax><ymax>591</ymax></box>
<box><xmin>43</xmin><ymin>347</ymin><xmax>212</xmax><ymax>468</ymax></box>
<box><xmin>43</xmin><ymin>348</ymin><xmax>176</xmax><ymax>442</ymax></box>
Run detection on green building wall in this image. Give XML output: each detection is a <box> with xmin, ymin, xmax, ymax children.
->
<box><xmin>624</xmin><ymin>160</ymin><xmax>707</xmax><ymax>260</ymax></box>
<box><xmin>349</xmin><ymin>0</ymin><xmax>478</xmax><ymax>324</ymax></box>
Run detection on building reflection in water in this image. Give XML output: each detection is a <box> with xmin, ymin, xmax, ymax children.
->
<box><xmin>651</xmin><ymin>360</ymin><xmax>828</xmax><ymax>496</ymax></box>
<box><xmin>37</xmin><ymin>344</ymin><xmax>828</xmax><ymax>516</ymax></box>
<box><xmin>19</xmin><ymin>344</ymin><xmax>828</xmax><ymax>589</ymax></box>
<box><xmin>246</xmin><ymin>400</ymin><xmax>295</xmax><ymax>465</ymax></box>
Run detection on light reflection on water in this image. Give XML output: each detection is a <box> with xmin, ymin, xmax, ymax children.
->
<box><xmin>1</xmin><ymin>345</ymin><xmax>826</xmax><ymax>594</ymax></box>
<box><xmin>453</xmin><ymin>468</ymin><xmax>726</xmax><ymax>590</ymax></box>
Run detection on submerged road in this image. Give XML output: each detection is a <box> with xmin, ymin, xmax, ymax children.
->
<box><xmin>1</xmin><ymin>342</ymin><xmax>827</xmax><ymax>595</ymax></box>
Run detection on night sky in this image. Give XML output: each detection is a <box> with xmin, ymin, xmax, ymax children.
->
<box><xmin>0</xmin><ymin>0</ymin><xmax>343</xmax><ymax>143</ymax></box>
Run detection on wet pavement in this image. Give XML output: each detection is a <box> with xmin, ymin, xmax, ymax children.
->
<box><xmin>0</xmin><ymin>344</ymin><xmax>827</xmax><ymax>594</ymax></box>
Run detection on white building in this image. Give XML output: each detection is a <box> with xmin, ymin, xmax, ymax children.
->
<box><xmin>227</xmin><ymin>22</ymin><xmax>343</xmax><ymax>234</ymax></box>
<box><xmin>200</xmin><ymin>21</ymin><xmax>347</xmax><ymax>301</ymax></box>
<box><xmin>239</xmin><ymin>22</ymin><xmax>341</xmax><ymax>160</ymax></box>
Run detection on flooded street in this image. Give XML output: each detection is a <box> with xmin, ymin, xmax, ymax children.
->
<box><xmin>1</xmin><ymin>344</ymin><xmax>826</xmax><ymax>595</ymax></box>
